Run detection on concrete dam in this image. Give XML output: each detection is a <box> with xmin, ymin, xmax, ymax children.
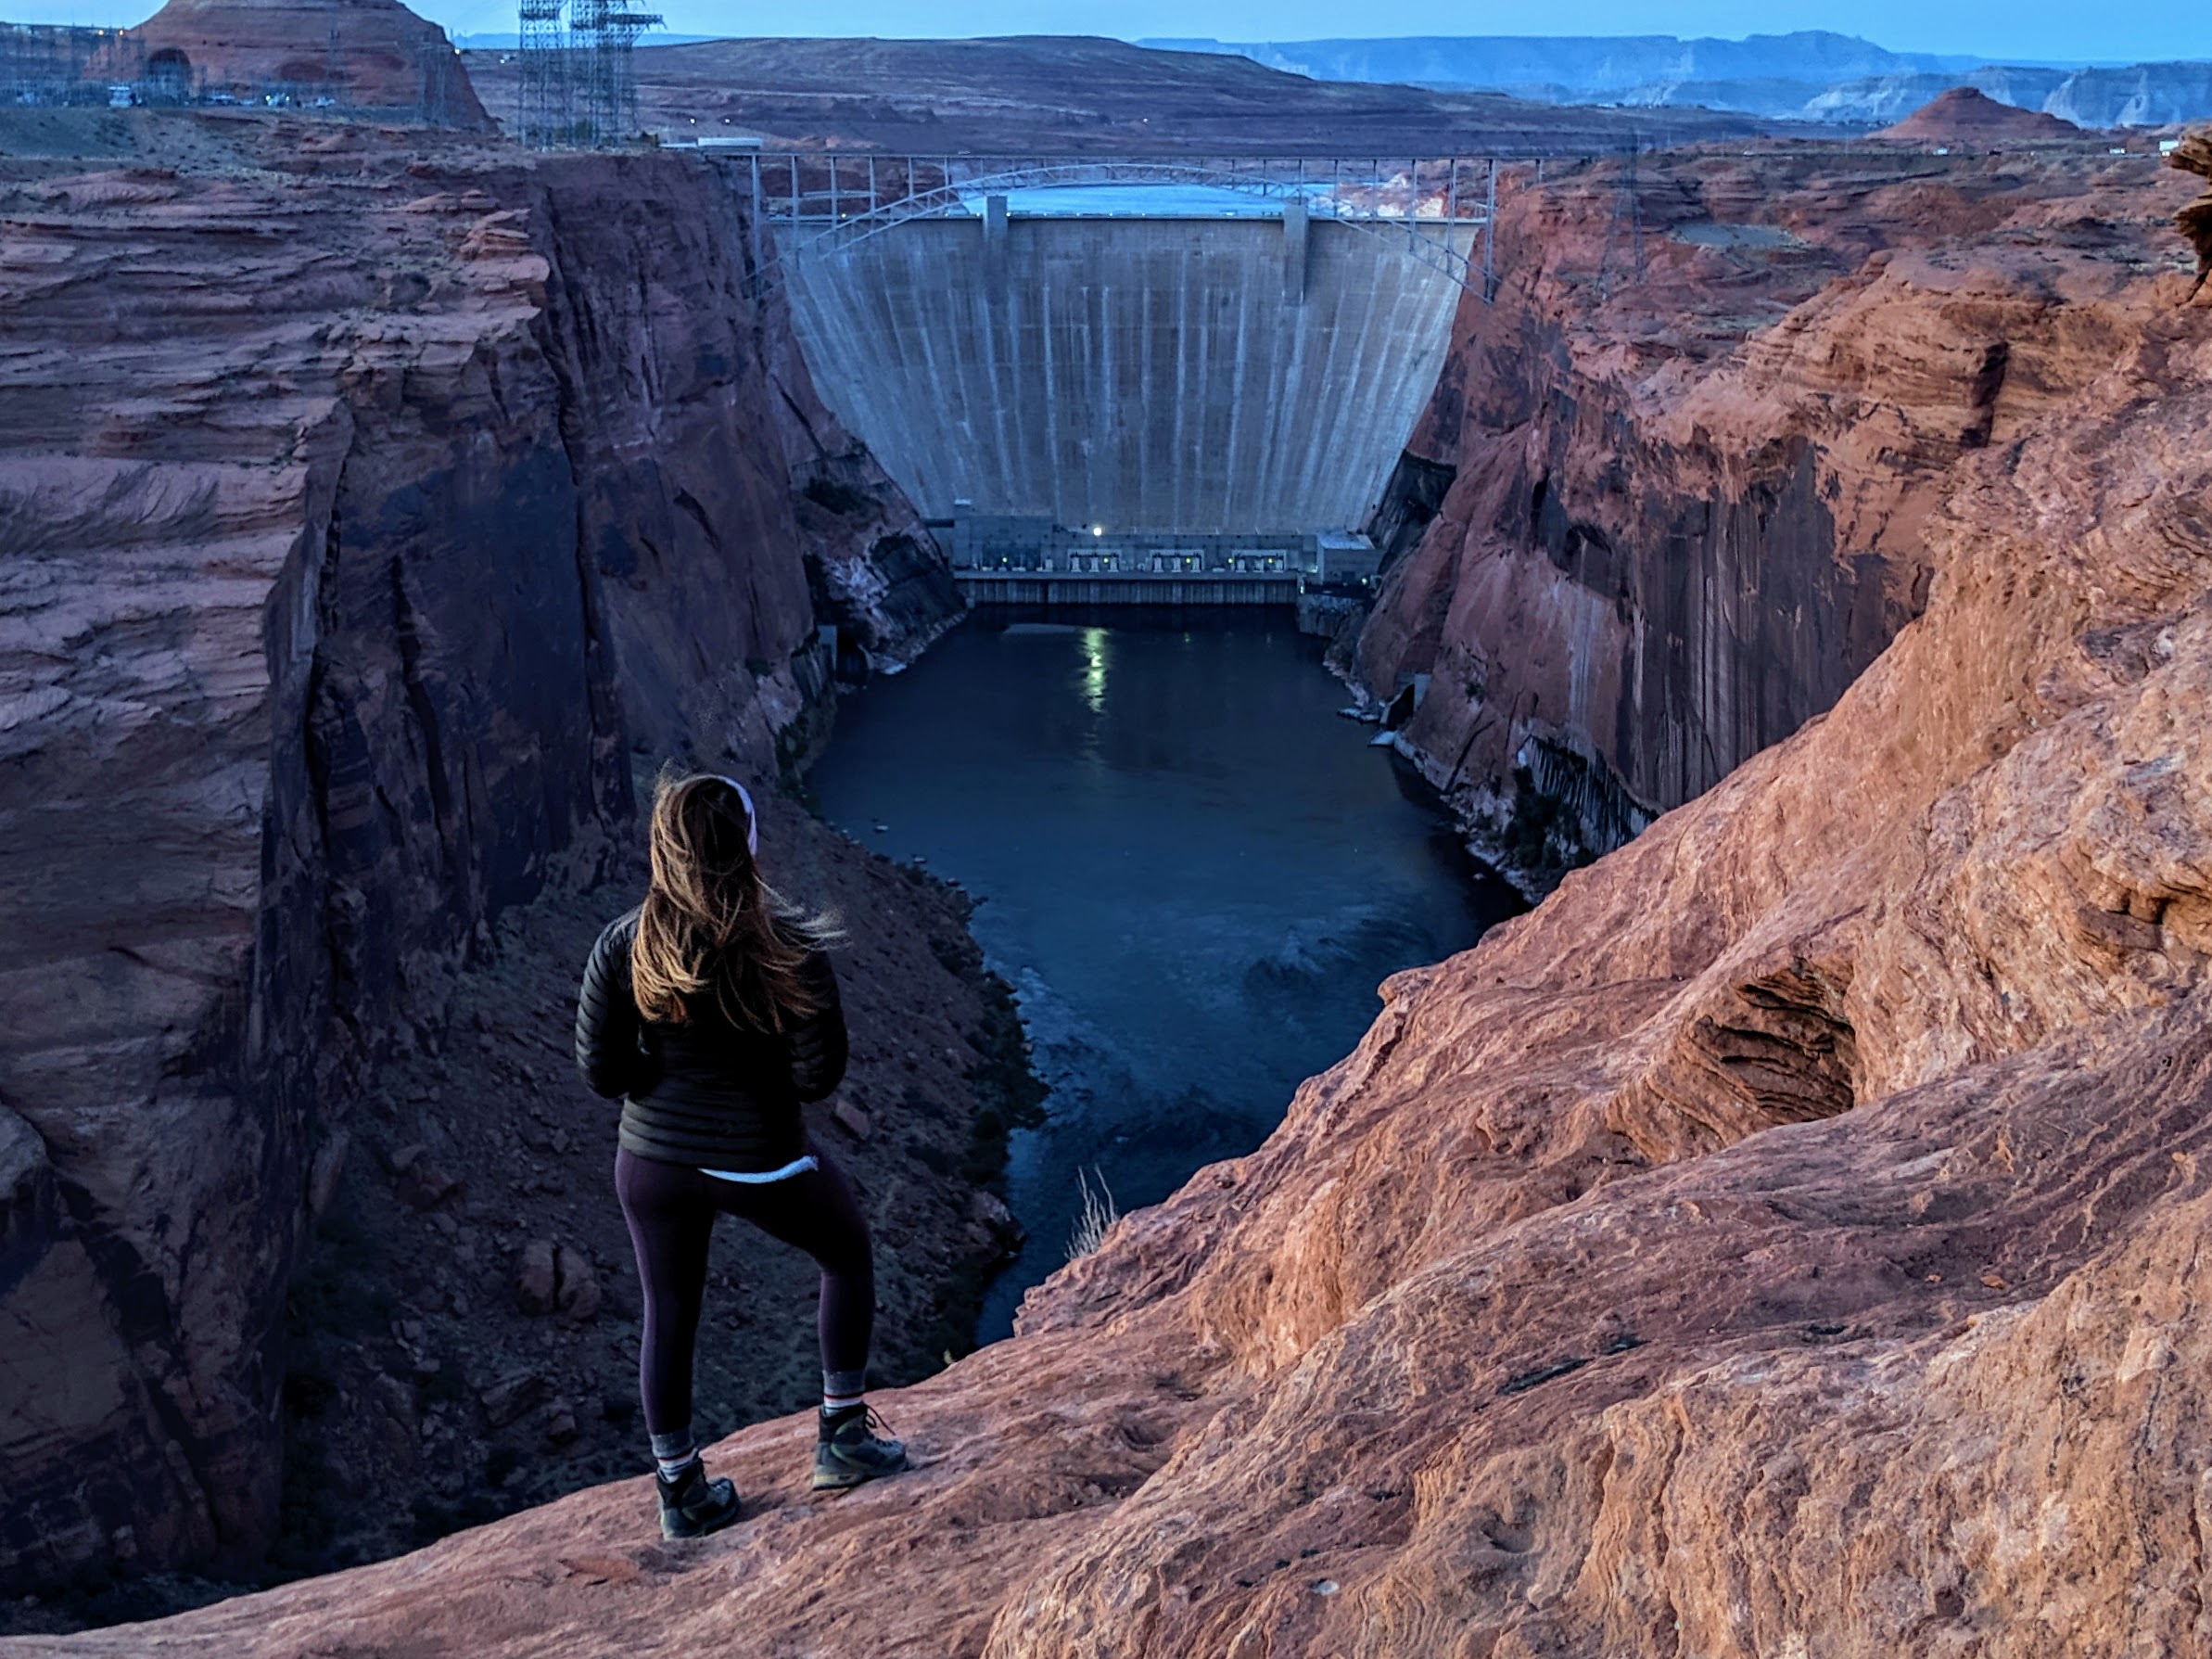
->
<box><xmin>761</xmin><ymin>164</ymin><xmax>1482</xmax><ymax>597</ymax></box>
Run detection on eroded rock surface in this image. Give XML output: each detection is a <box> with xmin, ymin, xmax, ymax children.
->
<box><xmin>0</xmin><ymin>117</ymin><xmax>960</xmax><ymax>1597</ymax></box>
<box><xmin>9</xmin><ymin>134</ymin><xmax>2206</xmax><ymax>1657</ymax></box>
<box><xmin>134</xmin><ymin>0</ymin><xmax>489</xmax><ymax>126</ymax></box>
<box><xmin>1874</xmin><ymin>84</ymin><xmax>2084</xmax><ymax>143</ymax></box>
<box><xmin>1355</xmin><ymin>131</ymin><xmax>2194</xmax><ymax>890</ymax></box>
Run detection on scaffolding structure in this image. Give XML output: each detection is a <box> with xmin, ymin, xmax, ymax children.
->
<box><xmin>515</xmin><ymin>0</ymin><xmax>659</xmax><ymax>148</ymax></box>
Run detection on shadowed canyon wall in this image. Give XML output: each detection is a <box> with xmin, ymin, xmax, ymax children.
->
<box><xmin>1355</xmin><ymin>142</ymin><xmax>2182</xmax><ymax>890</ymax></box>
<box><xmin>0</xmin><ymin>128</ymin><xmax>954</xmax><ymax>1593</ymax></box>
<box><xmin>13</xmin><ymin>137</ymin><xmax>2206</xmax><ymax>1659</ymax></box>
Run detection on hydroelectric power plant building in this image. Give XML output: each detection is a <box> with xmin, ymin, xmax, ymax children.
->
<box><xmin>745</xmin><ymin>158</ymin><xmax>1493</xmax><ymax>603</ymax></box>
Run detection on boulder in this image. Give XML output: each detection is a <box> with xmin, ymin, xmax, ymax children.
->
<box><xmin>515</xmin><ymin>1240</ymin><xmax>558</xmax><ymax>1316</ymax></box>
<box><xmin>553</xmin><ymin>1246</ymin><xmax>601</xmax><ymax>1321</ymax></box>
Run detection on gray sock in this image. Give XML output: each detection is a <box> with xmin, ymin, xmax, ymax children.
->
<box><xmin>651</xmin><ymin>1427</ymin><xmax>697</xmax><ymax>1480</ymax></box>
<box><xmin>822</xmin><ymin>1369</ymin><xmax>867</xmax><ymax>1413</ymax></box>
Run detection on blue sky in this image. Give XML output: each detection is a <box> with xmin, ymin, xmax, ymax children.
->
<box><xmin>20</xmin><ymin>0</ymin><xmax>2201</xmax><ymax>71</ymax></box>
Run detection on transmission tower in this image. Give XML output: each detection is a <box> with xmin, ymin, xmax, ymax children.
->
<box><xmin>516</xmin><ymin>0</ymin><xmax>566</xmax><ymax>147</ymax></box>
<box><xmin>520</xmin><ymin>0</ymin><xmax>656</xmax><ymax>147</ymax></box>
<box><xmin>598</xmin><ymin>3</ymin><xmax>660</xmax><ymax>136</ymax></box>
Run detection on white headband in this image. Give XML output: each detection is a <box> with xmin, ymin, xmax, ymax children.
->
<box><xmin>712</xmin><ymin>775</ymin><xmax>759</xmax><ymax>855</ymax></box>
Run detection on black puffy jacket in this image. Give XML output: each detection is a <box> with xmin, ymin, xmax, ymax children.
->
<box><xmin>574</xmin><ymin>911</ymin><xmax>848</xmax><ymax>1171</ymax></box>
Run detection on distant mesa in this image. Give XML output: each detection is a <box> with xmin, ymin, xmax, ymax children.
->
<box><xmin>133</xmin><ymin>0</ymin><xmax>493</xmax><ymax>126</ymax></box>
<box><xmin>1876</xmin><ymin>85</ymin><xmax>2082</xmax><ymax>142</ymax></box>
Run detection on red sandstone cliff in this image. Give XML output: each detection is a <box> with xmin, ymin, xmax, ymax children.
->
<box><xmin>132</xmin><ymin>0</ymin><xmax>489</xmax><ymax>125</ymax></box>
<box><xmin>1875</xmin><ymin>85</ymin><xmax>2083</xmax><ymax>144</ymax></box>
<box><xmin>0</xmin><ymin>117</ymin><xmax>960</xmax><ymax>1597</ymax></box>
<box><xmin>8</xmin><ymin>134</ymin><xmax>2204</xmax><ymax>1657</ymax></box>
<box><xmin>1356</xmin><ymin>133</ymin><xmax>2192</xmax><ymax>892</ymax></box>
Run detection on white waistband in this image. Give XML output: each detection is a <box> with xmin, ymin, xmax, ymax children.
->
<box><xmin>698</xmin><ymin>1154</ymin><xmax>819</xmax><ymax>1185</ymax></box>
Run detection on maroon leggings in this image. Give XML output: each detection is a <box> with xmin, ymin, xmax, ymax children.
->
<box><xmin>614</xmin><ymin>1145</ymin><xmax>875</xmax><ymax>1438</ymax></box>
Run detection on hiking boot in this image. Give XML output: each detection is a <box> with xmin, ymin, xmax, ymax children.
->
<box><xmin>656</xmin><ymin>1459</ymin><xmax>742</xmax><ymax>1539</ymax></box>
<box><xmin>813</xmin><ymin>1404</ymin><xmax>907</xmax><ymax>1490</ymax></box>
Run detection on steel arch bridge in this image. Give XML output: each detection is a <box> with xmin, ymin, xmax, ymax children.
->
<box><xmin>728</xmin><ymin>153</ymin><xmax>1501</xmax><ymax>299</ymax></box>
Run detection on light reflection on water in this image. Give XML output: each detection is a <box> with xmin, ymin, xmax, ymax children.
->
<box><xmin>807</xmin><ymin>612</ymin><xmax>1522</xmax><ymax>1341</ymax></box>
<box><xmin>1080</xmin><ymin>625</ymin><xmax>1108</xmax><ymax>715</ymax></box>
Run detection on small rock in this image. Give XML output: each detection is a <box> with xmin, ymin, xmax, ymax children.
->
<box><xmin>554</xmin><ymin>1245</ymin><xmax>601</xmax><ymax>1320</ymax></box>
<box><xmin>307</xmin><ymin>1130</ymin><xmax>350</xmax><ymax>1223</ymax></box>
<box><xmin>372</xmin><ymin>1372</ymin><xmax>416</xmax><ymax>1427</ymax></box>
<box><xmin>431</xmin><ymin>1211</ymin><xmax>461</xmax><ymax>1238</ymax></box>
<box><xmin>832</xmin><ymin>1099</ymin><xmax>872</xmax><ymax>1142</ymax></box>
<box><xmin>387</xmin><ymin>1142</ymin><xmax>426</xmax><ymax>1176</ymax></box>
<box><xmin>400</xmin><ymin>1155</ymin><xmax>463</xmax><ymax>1211</ymax></box>
<box><xmin>480</xmin><ymin>1369</ymin><xmax>551</xmax><ymax>1428</ymax></box>
<box><xmin>517</xmin><ymin>1239</ymin><xmax>559</xmax><ymax>1314</ymax></box>
<box><xmin>542</xmin><ymin>1400</ymin><xmax>579</xmax><ymax>1445</ymax></box>
<box><xmin>968</xmin><ymin>1190</ymin><xmax>1020</xmax><ymax>1238</ymax></box>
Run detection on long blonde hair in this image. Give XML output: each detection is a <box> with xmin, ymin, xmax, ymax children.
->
<box><xmin>629</xmin><ymin>772</ymin><xmax>838</xmax><ymax>1031</ymax></box>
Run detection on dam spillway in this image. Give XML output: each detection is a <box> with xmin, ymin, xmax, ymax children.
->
<box><xmin>769</xmin><ymin>185</ymin><xmax>1478</xmax><ymax>570</ymax></box>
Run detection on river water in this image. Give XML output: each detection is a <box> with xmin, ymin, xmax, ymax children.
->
<box><xmin>808</xmin><ymin>611</ymin><xmax>1521</xmax><ymax>1339</ymax></box>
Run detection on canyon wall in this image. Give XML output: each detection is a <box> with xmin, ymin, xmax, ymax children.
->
<box><xmin>1357</xmin><ymin>140</ymin><xmax>2180</xmax><ymax>889</ymax></box>
<box><xmin>1163</xmin><ymin>37</ymin><xmax>2212</xmax><ymax>131</ymax></box>
<box><xmin>21</xmin><ymin>137</ymin><xmax>2206</xmax><ymax>1659</ymax></box>
<box><xmin>0</xmin><ymin>121</ymin><xmax>956</xmax><ymax>1594</ymax></box>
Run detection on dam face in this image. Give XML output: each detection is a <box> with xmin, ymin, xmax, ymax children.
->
<box><xmin>776</xmin><ymin>213</ymin><xmax>1471</xmax><ymax>541</ymax></box>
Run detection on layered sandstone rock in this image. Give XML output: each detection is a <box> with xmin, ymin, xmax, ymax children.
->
<box><xmin>10</xmin><ymin>135</ymin><xmax>2204</xmax><ymax>1658</ymax></box>
<box><xmin>461</xmin><ymin>34</ymin><xmax>1782</xmax><ymax>156</ymax></box>
<box><xmin>2176</xmin><ymin>129</ymin><xmax>2212</xmax><ymax>287</ymax></box>
<box><xmin>134</xmin><ymin>0</ymin><xmax>489</xmax><ymax>126</ymax></box>
<box><xmin>0</xmin><ymin>119</ymin><xmax>956</xmax><ymax>1595</ymax></box>
<box><xmin>1875</xmin><ymin>84</ymin><xmax>2083</xmax><ymax>144</ymax></box>
<box><xmin>1355</xmin><ymin>133</ymin><xmax>2193</xmax><ymax>891</ymax></box>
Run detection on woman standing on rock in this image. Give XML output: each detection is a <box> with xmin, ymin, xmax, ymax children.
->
<box><xmin>575</xmin><ymin>772</ymin><xmax>906</xmax><ymax>1540</ymax></box>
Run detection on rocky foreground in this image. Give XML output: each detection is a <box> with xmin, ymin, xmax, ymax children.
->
<box><xmin>7</xmin><ymin>140</ymin><xmax>2206</xmax><ymax>1656</ymax></box>
<box><xmin>0</xmin><ymin>107</ymin><xmax>985</xmax><ymax>1614</ymax></box>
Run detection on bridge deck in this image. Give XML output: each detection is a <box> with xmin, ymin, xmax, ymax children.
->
<box><xmin>957</xmin><ymin>572</ymin><xmax>1302</xmax><ymax>606</ymax></box>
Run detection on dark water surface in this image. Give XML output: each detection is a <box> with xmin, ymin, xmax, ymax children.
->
<box><xmin>808</xmin><ymin>612</ymin><xmax>1521</xmax><ymax>1340</ymax></box>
